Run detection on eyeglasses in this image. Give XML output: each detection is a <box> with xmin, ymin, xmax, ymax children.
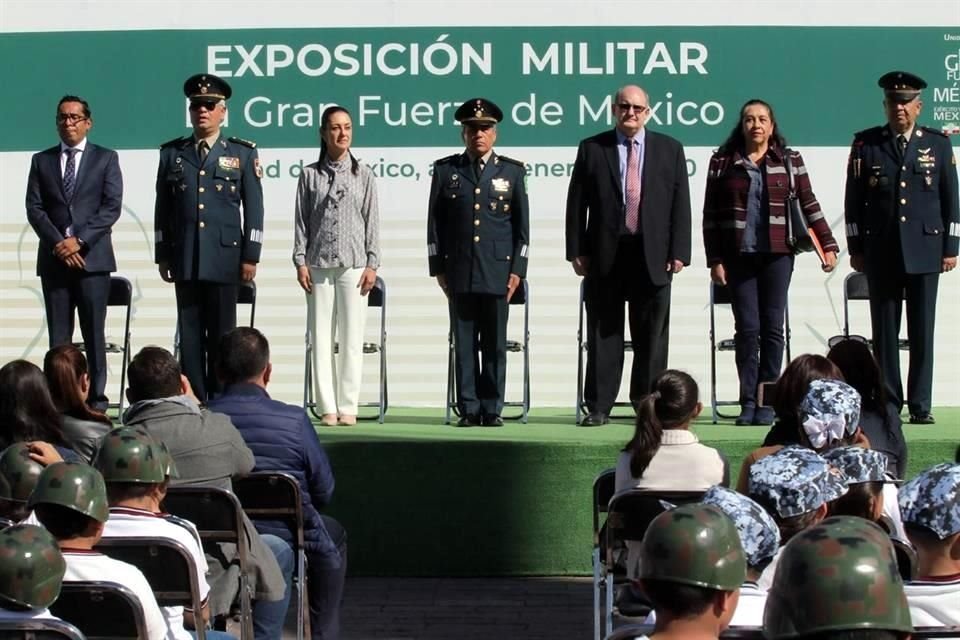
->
<box><xmin>56</xmin><ymin>113</ymin><xmax>87</xmax><ymax>124</ymax></box>
<box><xmin>189</xmin><ymin>101</ymin><xmax>220</xmax><ymax>112</ymax></box>
<box><xmin>827</xmin><ymin>334</ymin><xmax>870</xmax><ymax>348</ymax></box>
<box><xmin>617</xmin><ymin>102</ymin><xmax>649</xmax><ymax>114</ymax></box>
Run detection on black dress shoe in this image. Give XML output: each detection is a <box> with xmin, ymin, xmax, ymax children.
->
<box><xmin>735</xmin><ymin>406</ymin><xmax>755</xmax><ymax>426</ymax></box>
<box><xmin>579</xmin><ymin>412</ymin><xmax>609</xmax><ymax>427</ymax></box>
<box><xmin>482</xmin><ymin>415</ymin><xmax>504</xmax><ymax>427</ymax></box>
<box><xmin>908</xmin><ymin>413</ymin><xmax>935</xmax><ymax>425</ymax></box>
<box><xmin>456</xmin><ymin>414</ymin><xmax>480</xmax><ymax>427</ymax></box>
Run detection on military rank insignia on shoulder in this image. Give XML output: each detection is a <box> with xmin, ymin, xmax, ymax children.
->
<box><xmin>919</xmin><ymin>126</ymin><xmax>948</xmax><ymax>139</ymax></box>
<box><xmin>160</xmin><ymin>136</ymin><xmax>187</xmax><ymax>149</ymax></box>
<box><xmin>228</xmin><ymin>136</ymin><xmax>257</xmax><ymax>148</ymax></box>
<box><xmin>496</xmin><ymin>155</ymin><xmax>526</xmax><ymax>169</ymax></box>
<box><xmin>434</xmin><ymin>153</ymin><xmax>459</xmax><ymax>165</ymax></box>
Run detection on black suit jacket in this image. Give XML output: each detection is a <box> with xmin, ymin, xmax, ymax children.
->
<box><xmin>565</xmin><ymin>129</ymin><xmax>691</xmax><ymax>285</ymax></box>
<box><xmin>26</xmin><ymin>142</ymin><xmax>123</xmax><ymax>276</ymax></box>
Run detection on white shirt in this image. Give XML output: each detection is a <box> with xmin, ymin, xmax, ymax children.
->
<box><xmin>0</xmin><ymin>608</ymin><xmax>58</xmax><ymax>620</ymax></box>
<box><xmin>103</xmin><ymin>507</ymin><xmax>211</xmax><ymax>640</ymax></box>
<box><xmin>59</xmin><ymin>137</ymin><xmax>88</xmax><ymax>177</ymax></box>
<box><xmin>757</xmin><ymin>547</ymin><xmax>783</xmax><ymax>591</ymax></box>
<box><xmin>62</xmin><ymin>549</ymin><xmax>168</xmax><ymax>640</ymax></box>
<box><xmin>904</xmin><ymin>575</ymin><xmax>960</xmax><ymax>627</ymax></box>
<box><xmin>881</xmin><ymin>481</ymin><xmax>908</xmax><ymax>542</ymax></box>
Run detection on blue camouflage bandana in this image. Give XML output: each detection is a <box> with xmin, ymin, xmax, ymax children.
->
<box><xmin>823</xmin><ymin>446</ymin><xmax>889</xmax><ymax>484</ymax></box>
<box><xmin>702</xmin><ymin>485</ymin><xmax>780</xmax><ymax>570</ymax></box>
<box><xmin>898</xmin><ymin>463</ymin><xmax>960</xmax><ymax>540</ymax></box>
<box><xmin>799</xmin><ymin>379</ymin><xmax>861</xmax><ymax>449</ymax></box>
<box><xmin>749</xmin><ymin>446</ymin><xmax>849</xmax><ymax>518</ymax></box>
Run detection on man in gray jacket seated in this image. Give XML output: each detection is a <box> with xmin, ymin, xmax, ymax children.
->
<box><xmin>122</xmin><ymin>346</ymin><xmax>293</xmax><ymax>639</ymax></box>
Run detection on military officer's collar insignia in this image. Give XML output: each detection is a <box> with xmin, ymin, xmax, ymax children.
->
<box><xmin>916</xmin><ymin>129</ymin><xmax>924</xmax><ymax>138</ymax></box>
<box><xmin>451</xmin><ymin>173</ymin><xmax>459</xmax><ymax>181</ymax></box>
<box><xmin>219</xmin><ymin>156</ymin><xmax>240</xmax><ymax>169</ymax></box>
<box><xmin>175</xmin><ymin>157</ymin><xmax>182</xmax><ymax>164</ymax></box>
<box><xmin>220</xmin><ymin>139</ymin><xmax>228</xmax><ymax>148</ymax></box>
<box><xmin>491</xmin><ymin>178</ymin><xmax>510</xmax><ymax>192</ymax></box>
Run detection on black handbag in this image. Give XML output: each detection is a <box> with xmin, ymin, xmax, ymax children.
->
<box><xmin>783</xmin><ymin>149</ymin><xmax>814</xmax><ymax>254</ymax></box>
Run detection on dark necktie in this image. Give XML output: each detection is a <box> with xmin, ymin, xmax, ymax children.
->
<box><xmin>474</xmin><ymin>157</ymin><xmax>484</xmax><ymax>181</ymax></box>
<box><xmin>199</xmin><ymin>140</ymin><xmax>209</xmax><ymax>163</ymax></box>
<box><xmin>63</xmin><ymin>148</ymin><xmax>77</xmax><ymax>201</ymax></box>
<box><xmin>897</xmin><ymin>134</ymin><xmax>907</xmax><ymax>157</ymax></box>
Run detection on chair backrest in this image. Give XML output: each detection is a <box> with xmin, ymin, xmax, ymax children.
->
<box><xmin>844</xmin><ymin>272</ymin><xmax>871</xmax><ymax>301</ymax></box>
<box><xmin>914</xmin><ymin>629</ymin><xmax>960</xmax><ymax>638</ymax></box>
<box><xmin>711</xmin><ymin>282</ymin><xmax>733</xmax><ymax>306</ymax></box>
<box><xmin>162</xmin><ymin>486</ymin><xmax>244</xmax><ymax>548</ymax></box>
<box><xmin>605</xmin><ymin>488</ymin><xmax>706</xmax><ymax>565</ymax></box>
<box><xmin>49</xmin><ymin>581</ymin><xmax>146</xmax><ymax>640</ymax></box>
<box><xmin>367</xmin><ymin>276</ymin><xmax>385</xmax><ymax>308</ymax></box>
<box><xmin>0</xmin><ymin>619</ymin><xmax>86</xmax><ymax>640</ymax></box>
<box><xmin>233</xmin><ymin>472</ymin><xmax>305</xmax><ymax>550</ymax></box>
<box><xmin>891</xmin><ymin>537</ymin><xmax>919</xmax><ymax>581</ymax></box>
<box><xmin>592</xmin><ymin>468</ymin><xmax>617</xmax><ymax>542</ymax></box>
<box><xmin>95</xmin><ymin>536</ymin><xmax>202</xmax><ymax>610</ymax></box>
<box><xmin>107</xmin><ymin>276</ymin><xmax>132</xmax><ymax>307</ymax></box>
<box><xmin>237</xmin><ymin>281</ymin><xmax>256</xmax><ymax>306</ymax></box>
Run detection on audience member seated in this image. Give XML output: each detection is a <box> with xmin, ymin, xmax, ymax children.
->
<box><xmin>736</xmin><ymin>354</ymin><xmax>844</xmax><ymax>491</ymax></box>
<box><xmin>207</xmin><ymin>327</ymin><xmax>346</xmax><ymax>640</ymax></box>
<box><xmin>43</xmin><ymin>344</ymin><xmax>113</xmax><ymax>462</ymax></box>
<box><xmin>898</xmin><ymin>462</ymin><xmax>960</xmax><ymax>627</ymax></box>
<box><xmin>824</xmin><ymin>446</ymin><xmax>907</xmax><ymax>542</ymax></box>
<box><xmin>0</xmin><ymin>360</ymin><xmax>78</xmax><ymax>461</ymax></box>
<box><xmin>0</xmin><ymin>524</ymin><xmax>66</xmax><ymax>621</ymax></box>
<box><xmin>748</xmin><ymin>446</ymin><xmax>848</xmax><ymax>589</ymax></box>
<box><xmin>764</xmin><ymin>516</ymin><xmax>913</xmax><ymax>640</ymax></box>
<box><xmin>615</xmin><ymin>369</ymin><xmax>727</xmax><ymax>585</ymax></box>
<box><xmin>94</xmin><ymin>426</ymin><xmax>236</xmax><ymax>640</ymax></box>
<box><xmin>28</xmin><ymin>461</ymin><xmax>168</xmax><ymax>639</ymax></box>
<box><xmin>631</xmin><ymin>504</ymin><xmax>746</xmax><ymax>640</ymax></box>
<box><xmin>642</xmin><ymin>485</ymin><xmax>780</xmax><ymax>628</ymax></box>
<box><xmin>0</xmin><ymin>443</ymin><xmax>47</xmax><ymax>523</ymax></box>
<box><xmin>122</xmin><ymin>346</ymin><xmax>292</xmax><ymax>639</ymax></box>
<box><xmin>827</xmin><ymin>338</ymin><xmax>908</xmax><ymax>479</ymax></box>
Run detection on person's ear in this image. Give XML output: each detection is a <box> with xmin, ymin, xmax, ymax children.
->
<box><xmin>79</xmin><ymin>372</ymin><xmax>91</xmax><ymax>395</ymax></box>
<box><xmin>263</xmin><ymin>363</ymin><xmax>272</xmax><ymax>386</ymax></box>
<box><xmin>814</xmin><ymin>501</ymin><xmax>830</xmax><ymax>522</ymax></box>
<box><xmin>692</xmin><ymin>401</ymin><xmax>703</xmax><ymax>420</ymax></box>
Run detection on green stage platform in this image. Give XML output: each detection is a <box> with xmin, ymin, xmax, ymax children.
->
<box><xmin>314</xmin><ymin>408</ymin><xmax>959</xmax><ymax>577</ymax></box>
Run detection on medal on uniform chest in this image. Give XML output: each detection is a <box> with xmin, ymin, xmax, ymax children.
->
<box><xmin>219</xmin><ymin>156</ymin><xmax>240</xmax><ymax>169</ymax></box>
<box><xmin>491</xmin><ymin>178</ymin><xmax>510</xmax><ymax>192</ymax></box>
<box><xmin>216</xmin><ymin>184</ymin><xmax>223</xmax><ymax>192</ymax></box>
<box><xmin>868</xmin><ymin>176</ymin><xmax>878</xmax><ymax>187</ymax></box>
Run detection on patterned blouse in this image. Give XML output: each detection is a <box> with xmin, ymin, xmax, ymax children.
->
<box><xmin>293</xmin><ymin>154</ymin><xmax>380</xmax><ymax>269</ymax></box>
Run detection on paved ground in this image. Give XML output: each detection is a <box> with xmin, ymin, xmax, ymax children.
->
<box><xmin>281</xmin><ymin>576</ymin><xmax>595</xmax><ymax>640</ymax></box>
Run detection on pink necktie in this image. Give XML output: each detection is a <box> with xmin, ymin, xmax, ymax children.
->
<box><xmin>625</xmin><ymin>140</ymin><xmax>640</xmax><ymax>234</ymax></box>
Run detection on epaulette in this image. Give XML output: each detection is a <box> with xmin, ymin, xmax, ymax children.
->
<box><xmin>920</xmin><ymin>126</ymin><xmax>948</xmax><ymax>138</ymax></box>
<box><xmin>434</xmin><ymin>154</ymin><xmax>459</xmax><ymax>165</ymax></box>
<box><xmin>228</xmin><ymin>136</ymin><xmax>257</xmax><ymax>148</ymax></box>
<box><xmin>852</xmin><ymin>126</ymin><xmax>884</xmax><ymax>142</ymax></box>
<box><xmin>496</xmin><ymin>155</ymin><xmax>525</xmax><ymax>168</ymax></box>
<box><xmin>160</xmin><ymin>136</ymin><xmax>188</xmax><ymax>149</ymax></box>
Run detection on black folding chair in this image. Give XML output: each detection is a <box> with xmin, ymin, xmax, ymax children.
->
<box><xmin>709</xmin><ymin>282</ymin><xmax>791</xmax><ymax>424</ymax></box>
<box><xmin>173</xmin><ymin>280</ymin><xmax>256</xmax><ymax>359</ymax></box>
<box><xmin>839</xmin><ymin>272</ymin><xmax>909</xmax><ymax>350</ymax></box>
<box><xmin>162</xmin><ymin>486</ymin><xmax>253</xmax><ymax>640</ymax></box>
<box><xmin>0</xmin><ymin>619</ymin><xmax>86</xmax><ymax>640</ymax></box>
<box><xmin>96</xmin><ymin>536</ymin><xmax>206</xmax><ymax>640</ymax></box>
<box><xmin>591</xmin><ymin>468</ymin><xmax>616</xmax><ymax>640</ymax></box>
<box><xmin>234</xmin><ymin>472</ymin><xmax>307</xmax><ymax>640</ymax></box>
<box><xmin>49</xmin><ymin>581</ymin><xmax>146</xmax><ymax>640</ymax></box>
<box><xmin>303</xmin><ymin>275</ymin><xmax>388</xmax><ymax>423</ymax></box>
<box><xmin>445</xmin><ymin>278</ymin><xmax>530</xmax><ymax>424</ymax></box>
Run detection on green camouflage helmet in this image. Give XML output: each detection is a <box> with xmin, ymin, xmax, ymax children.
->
<box><xmin>93</xmin><ymin>426</ymin><xmax>168</xmax><ymax>483</ymax></box>
<box><xmin>27</xmin><ymin>461</ymin><xmax>109</xmax><ymax>523</ymax></box>
<box><xmin>0</xmin><ymin>443</ymin><xmax>45</xmax><ymax>503</ymax></box>
<box><xmin>638</xmin><ymin>503</ymin><xmax>747</xmax><ymax>590</ymax></box>
<box><xmin>764</xmin><ymin>516</ymin><xmax>913</xmax><ymax>638</ymax></box>
<box><xmin>0</xmin><ymin>524</ymin><xmax>66</xmax><ymax>610</ymax></box>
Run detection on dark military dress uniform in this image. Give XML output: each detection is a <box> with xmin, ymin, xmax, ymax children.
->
<box><xmin>844</xmin><ymin>72</ymin><xmax>959</xmax><ymax>421</ymax></box>
<box><xmin>427</xmin><ymin>100</ymin><xmax>530</xmax><ymax>425</ymax></box>
<box><xmin>154</xmin><ymin>74</ymin><xmax>265</xmax><ymax>400</ymax></box>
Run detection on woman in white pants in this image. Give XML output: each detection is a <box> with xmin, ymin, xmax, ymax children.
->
<box><xmin>293</xmin><ymin>106</ymin><xmax>380</xmax><ymax>425</ymax></box>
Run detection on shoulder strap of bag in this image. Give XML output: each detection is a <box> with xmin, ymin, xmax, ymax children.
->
<box><xmin>783</xmin><ymin>147</ymin><xmax>797</xmax><ymax>196</ymax></box>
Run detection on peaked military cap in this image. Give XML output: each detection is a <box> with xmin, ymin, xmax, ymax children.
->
<box><xmin>878</xmin><ymin>70</ymin><xmax>926</xmax><ymax>102</ymax></box>
<box><xmin>183</xmin><ymin>73</ymin><xmax>232</xmax><ymax>103</ymax></box>
<box><xmin>455</xmin><ymin>98</ymin><xmax>503</xmax><ymax>124</ymax></box>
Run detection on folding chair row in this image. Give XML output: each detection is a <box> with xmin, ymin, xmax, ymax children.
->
<box><xmin>0</xmin><ymin>619</ymin><xmax>86</xmax><ymax>640</ymax></box>
<box><xmin>48</xmin><ymin>581</ymin><xmax>146</xmax><ymax>640</ymax></box>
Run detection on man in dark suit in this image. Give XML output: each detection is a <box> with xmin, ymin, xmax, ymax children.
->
<box><xmin>427</xmin><ymin>98</ymin><xmax>530</xmax><ymax>427</ymax></box>
<box><xmin>566</xmin><ymin>84</ymin><xmax>692</xmax><ymax>426</ymax></box>
<box><xmin>845</xmin><ymin>71</ymin><xmax>959</xmax><ymax>425</ymax></box>
<box><xmin>155</xmin><ymin>73</ymin><xmax>264</xmax><ymax>400</ymax></box>
<box><xmin>26</xmin><ymin>95</ymin><xmax>123</xmax><ymax>410</ymax></box>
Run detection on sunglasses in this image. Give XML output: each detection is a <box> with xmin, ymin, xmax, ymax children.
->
<box><xmin>189</xmin><ymin>101</ymin><xmax>220</xmax><ymax>112</ymax></box>
<box><xmin>617</xmin><ymin>102</ymin><xmax>649</xmax><ymax>114</ymax></box>
<box><xmin>826</xmin><ymin>334</ymin><xmax>870</xmax><ymax>348</ymax></box>
<box><xmin>56</xmin><ymin>113</ymin><xmax>88</xmax><ymax>124</ymax></box>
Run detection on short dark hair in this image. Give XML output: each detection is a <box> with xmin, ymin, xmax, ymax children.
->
<box><xmin>830</xmin><ymin>482</ymin><xmax>883</xmax><ymax>521</ymax></box>
<box><xmin>106</xmin><ymin>481</ymin><xmax>166</xmax><ymax>506</ymax></box>
<box><xmin>639</xmin><ymin>579</ymin><xmax>719</xmax><ymax>619</ymax></box>
<box><xmin>34</xmin><ymin>503</ymin><xmax>98</xmax><ymax>540</ymax></box>
<box><xmin>127</xmin><ymin>347</ymin><xmax>181</xmax><ymax>402</ymax></box>
<box><xmin>217</xmin><ymin>327</ymin><xmax>270</xmax><ymax>385</ymax></box>
<box><xmin>57</xmin><ymin>95</ymin><xmax>91</xmax><ymax>119</ymax></box>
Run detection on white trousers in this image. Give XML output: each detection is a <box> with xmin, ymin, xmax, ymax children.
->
<box><xmin>308</xmin><ymin>266</ymin><xmax>368</xmax><ymax>415</ymax></box>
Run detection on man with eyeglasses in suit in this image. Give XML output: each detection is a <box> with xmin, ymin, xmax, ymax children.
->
<box><xmin>155</xmin><ymin>73</ymin><xmax>265</xmax><ymax>400</ymax></box>
<box><xmin>566</xmin><ymin>84</ymin><xmax>692</xmax><ymax>426</ymax></box>
<box><xmin>26</xmin><ymin>95</ymin><xmax>123</xmax><ymax>411</ymax></box>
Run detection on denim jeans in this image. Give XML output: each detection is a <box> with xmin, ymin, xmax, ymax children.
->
<box><xmin>253</xmin><ymin>533</ymin><xmax>294</xmax><ymax>640</ymax></box>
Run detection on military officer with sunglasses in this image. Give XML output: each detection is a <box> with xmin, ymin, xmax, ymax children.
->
<box><xmin>154</xmin><ymin>73</ymin><xmax>265</xmax><ymax>400</ymax></box>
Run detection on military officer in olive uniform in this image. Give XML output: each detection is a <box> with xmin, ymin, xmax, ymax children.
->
<box><xmin>155</xmin><ymin>74</ymin><xmax>265</xmax><ymax>400</ymax></box>
<box><xmin>844</xmin><ymin>71</ymin><xmax>959</xmax><ymax>425</ymax></box>
<box><xmin>427</xmin><ymin>98</ymin><xmax>530</xmax><ymax>427</ymax></box>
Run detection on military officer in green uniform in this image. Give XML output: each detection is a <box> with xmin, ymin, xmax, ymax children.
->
<box><xmin>427</xmin><ymin>98</ymin><xmax>530</xmax><ymax>427</ymax></box>
<box><xmin>844</xmin><ymin>71</ymin><xmax>959</xmax><ymax>425</ymax></box>
<box><xmin>155</xmin><ymin>73</ymin><xmax>265</xmax><ymax>400</ymax></box>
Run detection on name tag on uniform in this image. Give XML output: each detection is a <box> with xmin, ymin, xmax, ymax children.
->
<box><xmin>219</xmin><ymin>156</ymin><xmax>240</xmax><ymax>169</ymax></box>
<box><xmin>491</xmin><ymin>178</ymin><xmax>510</xmax><ymax>192</ymax></box>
